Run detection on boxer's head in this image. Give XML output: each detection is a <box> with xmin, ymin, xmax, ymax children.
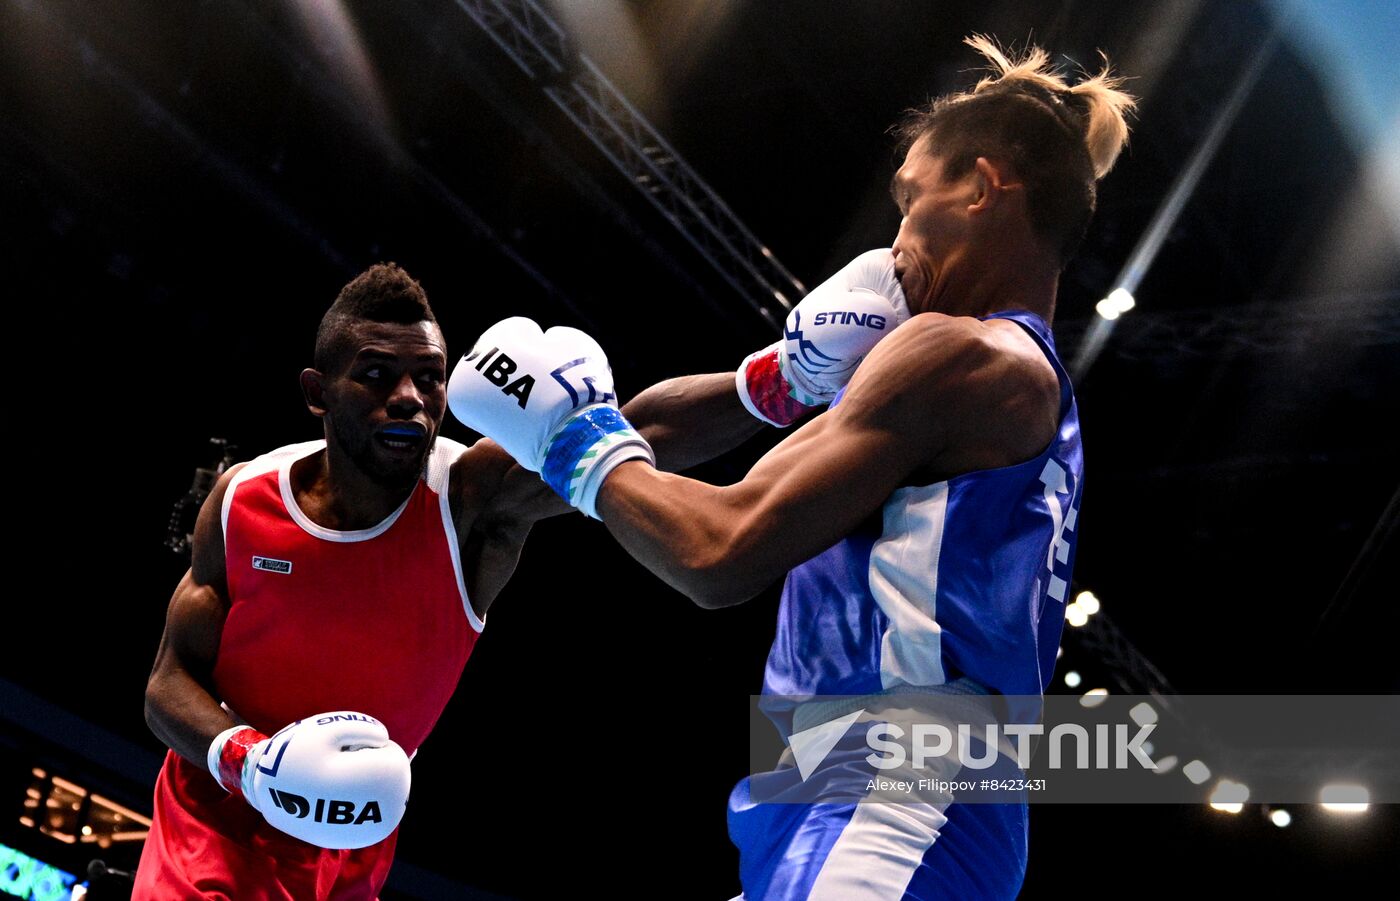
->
<box><xmin>890</xmin><ymin>35</ymin><xmax>1135</xmax><ymax>315</ymax></box>
<box><xmin>301</xmin><ymin>263</ymin><xmax>446</xmax><ymax>490</ymax></box>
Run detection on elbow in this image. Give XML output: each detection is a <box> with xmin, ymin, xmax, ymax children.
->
<box><xmin>143</xmin><ymin>673</ymin><xmax>170</xmax><ymax>741</ymax></box>
<box><xmin>143</xmin><ymin>682</ymin><xmax>160</xmax><ymax>736</ymax></box>
<box><xmin>674</xmin><ymin>530</ymin><xmax>766</xmax><ymax>610</ymax></box>
<box><xmin>683</xmin><ymin>576</ymin><xmax>734</xmax><ymax>610</ymax></box>
<box><xmin>687</xmin><ymin>582</ymin><xmax>757</xmax><ymax>610</ymax></box>
<box><xmin>684</xmin><ymin>562</ymin><xmax>761</xmax><ymax>609</ymax></box>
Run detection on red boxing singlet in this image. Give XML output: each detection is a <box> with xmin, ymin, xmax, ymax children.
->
<box><xmin>134</xmin><ymin>437</ymin><xmax>482</xmax><ymax>901</ymax></box>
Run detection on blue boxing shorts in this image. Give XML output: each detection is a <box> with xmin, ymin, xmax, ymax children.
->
<box><xmin>726</xmin><ymin>702</ymin><xmax>1029</xmax><ymax>900</ymax></box>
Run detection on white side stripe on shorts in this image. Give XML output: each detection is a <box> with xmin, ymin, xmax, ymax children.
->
<box><xmin>806</xmin><ymin>800</ymin><xmax>951</xmax><ymax>900</ymax></box>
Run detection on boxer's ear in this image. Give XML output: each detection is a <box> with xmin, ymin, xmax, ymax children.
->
<box><xmin>969</xmin><ymin>156</ymin><xmax>1024</xmax><ymax>215</ymax></box>
<box><xmin>300</xmin><ymin>368</ymin><xmax>328</xmax><ymax>417</ymax></box>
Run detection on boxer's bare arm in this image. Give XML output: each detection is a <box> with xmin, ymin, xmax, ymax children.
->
<box><xmin>456</xmin><ymin>371</ymin><xmax>766</xmax><ymax>617</ymax></box>
<box><xmin>453</xmin><ymin>439</ymin><xmax>548</xmax><ymax>620</ymax></box>
<box><xmin>596</xmin><ymin>315</ymin><xmax>1060</xmax><ymax>607</ymax></box>
<box><xmin>623</xmin><ymin>372</ymin><xmax>768</xmax><ymax>472</ymax></box>
<box><xmin>145</xmin><ymin>463</ymin><xmax>247</xmax><ymax>766</ymax></box>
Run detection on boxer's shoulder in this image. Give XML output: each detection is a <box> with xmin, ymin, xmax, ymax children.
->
<box><xmin>976</xmin><ymin>317</ymin><xmax>1061</xmax><ymax>422</ymax></box>
<box><xmin>877</xmin><ymin>313</ymin><xmax>1054</xmax><ymax>406</ymax></box>
<box><xmin>189</xmin><ymin>460</ymin><xmax>250</xmax><ymax>593</ymax></box>
<box><xmin>444</xmin><ymin>437</ymin><xmax>522</xmax><ymax>532</ymax></box>
<box><xmin>840</xmin><ymin>312</ymin><xmax>1060</xmax><ymax>472</ymax></box>
<box><xmin>841</xmin><ymin>312</ymin><xmax>1001</xmax><ymax>413</ymax></box>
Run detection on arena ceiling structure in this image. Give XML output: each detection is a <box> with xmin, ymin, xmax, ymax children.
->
<box><xmin>3</xmin><ymin>0</ymin><xmax>1397</xmax><ymax>897</ymax></box>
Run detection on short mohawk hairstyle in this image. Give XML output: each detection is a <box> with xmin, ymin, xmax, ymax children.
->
<box><xmin>314</xmin><ymin>262</ymin><xmax>438</xmax><ymax>375</ymax></box>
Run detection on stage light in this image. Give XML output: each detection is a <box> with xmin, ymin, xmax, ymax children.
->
<box><xmin>1319</xmin><ymin>784</ymin><xmax>1370</xmax><ymax>813</ymax></box>
<box><xmin>1063</xmin><ymin>670</ymin><xmax>1082</xmax><ymax>688</ymax></box>
<box><xmin>1074</xmin><ymin>591</ymin><xmax>1101</xmax><ymax>615</ymax></box>
<box><xmin>1129</xmin><ymin>702</ymin><xmax>1158</xmax><ymax>726</ymax></box>
<box><xmin>1079</xmin><ymin>688</ymin><xmax>1109</xmax><ymax>708</ymax></box>
<box><xmin>1095</xmin><ymin>289</ymin><xmax>1136</xmax><ymax>321</ymax></box>
<box><xmin>1066</xmin><ymin>605</ymin><xmax>1089</xmax><ymax>627</ymax></box>
<box><xmin>1210</xmin><ymin>779</ymin><xmax>1249</xmax><ymax>812</ymax></box>
<box><xmin>16</xmin><ymin>771</ymin><xmax>151</xmax><ymax>847</ymax></box>
<box><xmin>1153</xmin><ymin>755</ymin><xmax>1178</xmax><ymax>774</ymax></box>
<box><xmin>1270</xmin><ymin>809</ymin><xmax>1292</xmax><ymax>828</ymax></box>
<box><xmin>1182</xmin><ymin>760</ymin><xmax>1211</xmax><ymax>784</ymax></box>
<box><xmin>1072</xmin><ymin>33</ymin><xmax>1279</xmax><ymax>380</ymax></box>
<box><xmin>284</xmin><ymin>0</ymin><xmax>392</xmax><ymax>139</ymax></box>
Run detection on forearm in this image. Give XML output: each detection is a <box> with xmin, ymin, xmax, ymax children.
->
<box><xmin>622</xmin><ymin>372</ymin><xmax>765</xmax><ymax>472</ymax></box>
<box><xmin>597</xmin><ymin>391</ymin><xmax>917</xmax><ymax>610</ymax></box>
<box><xmin>595</xmin><ymin>461</ymin><xmax>757</xmax><ymax>607</ymax></box>
<box><xmin>144</xmin><ymin>667</ymin><xmax>240</xmax><ymax>767</ymax></box>
<box><xmin>145</xmin><ymin>570</ymin><xmax>246</xmax><ymax>767</ymax></box>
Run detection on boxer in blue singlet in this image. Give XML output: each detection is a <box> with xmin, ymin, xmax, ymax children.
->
<box><xmin>447</xmin><ymin>35</ymin><xmax>1137</xmax><ymax>900</ymax></box>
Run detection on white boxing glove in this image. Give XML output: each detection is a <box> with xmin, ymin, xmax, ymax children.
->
<box><xmin>738</xmin><ymin>249</ymin><xmax>909</xmax><ymax>426</ymax></box>
<box><xmin>207</xmin><ymin>711</ymin><xmax>410</xmax><ymax>850</ymax></box>
<box><xmin>447</xmin><ymin>317</ymin><xmax>654</xmax><ymax>519</ymax></box>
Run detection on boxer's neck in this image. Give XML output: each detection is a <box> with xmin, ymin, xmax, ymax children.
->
<box><xmin>291</xmin><ymin>445</ymin><xmax>415</xmax><ymax>531</ymax></box>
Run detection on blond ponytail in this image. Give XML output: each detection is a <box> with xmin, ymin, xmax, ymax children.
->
<box><xmin>963</xmin><ymin>34</ymin><xmax>1137</xmax><ymax>179</ymax></box>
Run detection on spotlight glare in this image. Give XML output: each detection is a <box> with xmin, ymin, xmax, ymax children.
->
<box><xmin>1129</xmin><ymin>702</ymin><xmax>1158</xmax><ymax>726</ymax></box>
<box><xmin>1063</xmin><ymin>670</ymin><xmax>1082</xmax><ymax>688</ymax></box>
<box><xmin>1066</xmin><ymin>605</ymin><xmax>1089</xmax><ymax>628</ymax></box>
<box><xmin>1095</xmin><ymin>298</ymin><xmax>1121</xmax><ymax>320</ymax></box>
<box><xmin>1320</xmin><ymin>784</ymin><xmax>1370</xmax><ymax>813</ymax></box>
<box><xmin>1182</xmin><ymin>760</ymin><xmax>1211</xmax><ymax>784</ymax></box>
<box><xmin>1107</xmin><ymin>287</ymin><xmax>1136</xmax><ymax>312</ymax></box>
<box><xmin>1210</xmin><ymin>779</ymin><xmax>1250</xmax><ymax>806</ymax></box>
<box><xmin>1270</xmin><ymin>809</ymin><xmax>1292</xmax><ymax>827</ymax></box>
<box><xmin>1079</xmin><ymin>688</ymin><xmax>1109</xmax><ymax>708</ymax></box>
<box><xmin>1074</xmin><ymin>591</ymin><xmax>1101</xmax><ymax>615</ymax></box>
<box><xmin>1210</xmin><ymin>802</ymin><xmax>1244</xmax><ymax>814</ymax></box>
<box><xmin>1153</xmin><ymin>754</ymin><xmax>1178</xmax><ymax>774</ymax></box>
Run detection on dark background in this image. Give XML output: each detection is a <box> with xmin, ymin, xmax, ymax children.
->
<box><xmin>3</xmin><ymin>0</ymin><xmax>1398</xmax><ymax>897</ymax></box>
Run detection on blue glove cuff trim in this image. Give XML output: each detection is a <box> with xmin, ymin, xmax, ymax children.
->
<box><xmin>542</xmin><ymin>405</ymin><xmax>638</xmax><ymax>503</ymax></box>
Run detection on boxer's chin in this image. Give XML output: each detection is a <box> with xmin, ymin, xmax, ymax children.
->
<box><xmin>365</xmin><ymin>442</ymin><xmax>429</xmax><ymax>489</ymax></box>
<box><xmin>337</xmin><ymin>424</ymin><xmax>429</xmax><ymax>490</ymax></box>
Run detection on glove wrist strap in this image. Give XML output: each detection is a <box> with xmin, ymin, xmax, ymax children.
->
<box><xmin>208</xmin><ymin>725</ymin><xmax>269</xmax><ymax>802</ymax></box>
<box><xmin>738</xmin><ymin>343</ymin><xmax>819</xmax><ymax>428</ymax></box>
<box><xmin>542</xmin><ymin>405</ymin><xmax>655</xmax><ymax>520</ymax></box>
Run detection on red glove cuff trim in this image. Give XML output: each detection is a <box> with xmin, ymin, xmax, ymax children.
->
<box><xmin>217</xmin><ymin>727</ymin><xmax>268</xmax><ymax>798</ymax></box>
<box><xmin>743</xmin><ymin>348</ymin><xmax>816</xmax><ymax>427</ymax></box>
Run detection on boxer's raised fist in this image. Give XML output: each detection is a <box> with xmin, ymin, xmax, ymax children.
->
<box><xmin>739</xmin><ymin>249</ymin><xmax>908</xmax><ymax>427</ymax></box>
<box><xmin>447</xmin><ymin>317</ymin><xmax>653</xmax><ymax>518</ymax></box>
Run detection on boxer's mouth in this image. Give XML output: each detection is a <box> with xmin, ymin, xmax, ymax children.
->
<box><xmin>376</xmin><ymin>424</ymin><xmax>426</xmax><ymax>452</ymax></box>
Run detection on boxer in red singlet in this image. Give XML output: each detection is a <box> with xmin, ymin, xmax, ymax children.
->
<box><xmin>135</xmin><ymin>250</ymin><xmax>913</xmax><ymax>897</ymax></box>
<box><xmin>136</xmin><ymin>264</ymin><xmax>567</xmax><ymax>899</ymax></box>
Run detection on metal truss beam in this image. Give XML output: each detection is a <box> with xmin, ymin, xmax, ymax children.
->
<box><xmin>454</xmin><ymin>0</ymin><xmax>804</xmax><ymax>326</ymax></box>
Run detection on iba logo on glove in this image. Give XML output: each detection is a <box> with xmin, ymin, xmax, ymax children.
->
<box><xmin>465</xmin><ymin>346</ymin><xmax>536</xmax><ymax>408</ymax></box>
<box><xmin>266</xmin><ymin>788</ymin><xmax>385</xmax><ymax>826</ymax></box>
<box><xmin>465</xmin><ymin>346</ymin><xmax>616</xmax><ymax>410</ymax></box>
